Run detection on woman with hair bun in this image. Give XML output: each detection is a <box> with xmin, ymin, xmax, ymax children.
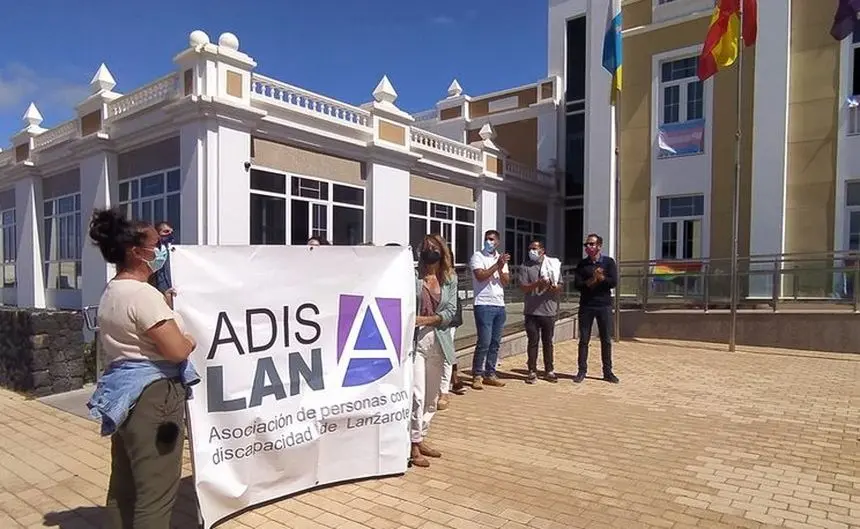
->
<box><xmin>86</xmin><ymin>208</ymin><xmax>199</xmax><ymax>528</ymax></box>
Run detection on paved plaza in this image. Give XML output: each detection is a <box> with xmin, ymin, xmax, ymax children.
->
<box><xmin>1</xmin><ymin>339</ymin><xmax>858</xmax><ymax>529</ymax></box>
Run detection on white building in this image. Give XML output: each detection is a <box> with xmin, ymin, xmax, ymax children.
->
<box><xmin>0</xmin><ymin>31</ymin><xmax>562</xmax><ymax>311</ymax></box>
<box><xmin>7</xmin><ymin>1</ymin><xmax>854</xmax><ymax>312</ymax></box>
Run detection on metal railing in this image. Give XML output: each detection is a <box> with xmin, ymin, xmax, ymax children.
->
<box><xmin>614</xmin><ymin>251</ymin><xmax>860</xmax><ymax>314</ymax></box>
<box><xmin>80</xmin><ymin>252</ymin><xmax>857</xmax><ymax>359</ymax></box>
<box><xmin>451</xmin><ymin>251</ymin><xmax>859</xmax><ymax>311</ymax></box>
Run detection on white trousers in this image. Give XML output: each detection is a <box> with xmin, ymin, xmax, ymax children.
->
<box><xmin>439</xmin><ymin>327</ymin><xmax>456</xmax><ymax>395</ymax></box>
<box><xmin>411</xmin><ymin>328</ymin><xmax>445</xmax><ymax>443</ymax></box>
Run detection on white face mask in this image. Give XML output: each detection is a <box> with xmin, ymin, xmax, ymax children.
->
<box><xmin>529</xmin><ymin>249</ymin><xmax>541</xmax><ymax>262</ymax></box>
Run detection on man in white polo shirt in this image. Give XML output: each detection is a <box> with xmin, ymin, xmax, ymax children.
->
<box><xmin>468</xmin><ymin>229</ymin><xmax>510</xmax><ymax>389</ymax></box>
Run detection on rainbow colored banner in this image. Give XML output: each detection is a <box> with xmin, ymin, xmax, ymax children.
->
<box><xmin>651</xmin><ymin>260</ymin><xmax>703</xmax><ymax>281</ymax></box>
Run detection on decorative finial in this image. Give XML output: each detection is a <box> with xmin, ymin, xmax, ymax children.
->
<box><xmin>218</xmin><ymin>32</ymin><xmax>239</xmax><ymax>51</ymax></box>
<box><xmin>189</xmin><ymin>30</ymin><xmax>211</xmax><ymax>47</ymax></box>
<box><xmin>89</xmin><ymin>64</ymin><xmax>117</xmax><ymax>94</ymax></box>
<box><xmin>372</xmin><ymin>75</ymin><xmax>398</xmax><ymax>104</ymax></box>
<box><xmin>447</xmin><ymin>79</ymin><xmax>463</xmax><ymax>98</ymax></box>
<box><xmin>479</xmin><ymin>123</ymin><xmax>496</xmax><ymax>141</ymax></box>
<box><xmin>23</xmin><ymin>103</ymin><xmax>43</xmax><ymax>128</ymax></box>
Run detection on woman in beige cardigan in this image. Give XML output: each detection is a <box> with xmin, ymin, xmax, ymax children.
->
<box><xmin>411</xmin><ymin>233</ymin><xmax>458</xmax><ymax>468</ymax></box>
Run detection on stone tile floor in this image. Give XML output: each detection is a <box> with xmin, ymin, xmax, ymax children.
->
<box><xmin>1</xmin><ymin>339</ymin><xmax>858</xmax><ymax>529</ymax></box>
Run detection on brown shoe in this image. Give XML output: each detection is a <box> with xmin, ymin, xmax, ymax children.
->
<box><xmin>451</xmin><ymin>367</ymin><xmax>467</xmax><ymax>395</ymax></box>
<box><xmin>418</xmin><ymin>442</ymin><xmax>441</xmax><ymax>458</ymax></box>
<box><xmin>437</xmin><ymin>395</ymin><xmax>450</xmax><ymax>411</ymax></box>
<box><xmin>483</xmin><ymin>375</ymin><xmax>506</xmax><ymax>387</ymax></box>
<box><xmin>411</xmin><ymin>443</ymin><xmax>430</xmax><ymax>467</ymax></box>
<box><xmin>471</xmin><ymin>375</ymin><xmax>484</xmax><ymax>390</ymax></box>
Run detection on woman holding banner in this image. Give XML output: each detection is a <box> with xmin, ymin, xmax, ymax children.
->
<box><xmin>87</xmin><ymin>208</ymin><xmax>200</xmax><ymax>528</ymax></box>
<box><xmin>437</xmin><ymin>294</ymin><xmax>466</xmax><ymax>411</ymax></box>
<box><xmin>411</xmin><ymin>234</ymin><xmax>458</xmax><ymax>468</ymax></box>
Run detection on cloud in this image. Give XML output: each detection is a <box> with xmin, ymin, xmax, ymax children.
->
<box><xmin>0</xmin><ymin>63</ymin><xmax>89</xmax><ymax>114</ymax></box>
<box><xmin>429</xmin><ymin>15</ymin><xmax>455</xmax><ymax>25</ymax></box>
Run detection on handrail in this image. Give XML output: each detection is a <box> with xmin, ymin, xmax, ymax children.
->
<box><xmin>412</xmin><ymin>109</ymin><xmax>437</xmax><ymax>122</ymax></box>
<box><xmin>32</xmin><ymin>119</ymin><xmax>79</xmax><ymax>151</ymax></box>
<box><xmin>410</xmin><ymin>127</ymin><xmax>483</xmax><ymax>163</ymax></box>
<box><xmin>616</xmin><ymin>250</ymin><xmax>860</xmax><ymax>267</ymax></box>
<box><xmin>106</xmin><ymin>72</ymin><xmax>179</xmax><ymax>121</ymax></box>
<box><xmin>251</xmin><ymin>73</ymin><xmax>372</xmax><ymax>128</ymax></box>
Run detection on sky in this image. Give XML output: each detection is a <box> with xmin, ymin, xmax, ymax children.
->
<box><xmin>0</xmin><ymin>0</ymin><xmax>547</xmax><ymax>139</ymax></box>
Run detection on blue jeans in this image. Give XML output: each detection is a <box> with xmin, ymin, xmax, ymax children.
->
<box><xmin>472</xmin><ymin>305</ymin><xmax>506</xmax><ymax>377</ymax></box>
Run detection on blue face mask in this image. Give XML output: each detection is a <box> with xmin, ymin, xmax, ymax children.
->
<box><xmin>161</xmin><ymin>233</ymin><xmax>175</xmax><ymax>246</ymax></box>
<box><xmin>144</xmin><ymin>245</ymin><xmax>169</xmax><ymax>273</ymax></box>
<box><xmin>483</xmin><ymin>240</ymin><xmax>495</xmax><ymax>253</ymax></box>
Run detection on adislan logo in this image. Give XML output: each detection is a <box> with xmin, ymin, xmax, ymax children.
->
<box><xmin>203</xmin><ymin>295</ymin><xmax>404</xmax><ymax>413</ymax></box>
<box><xmin>336</xmin><ymin>295</ymin><xmax>403</xmax><ymax>387</ymax></box>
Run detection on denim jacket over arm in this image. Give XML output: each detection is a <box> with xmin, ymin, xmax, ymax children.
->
<box><xmin>414</xmin><ymin>273</ymin><xmax>458</xmax><ymax>364</ymax></box>
<box><xmin>88</xmin><ymin>359</ymin><xmax>201</xmax><ymax>436</ymax></box>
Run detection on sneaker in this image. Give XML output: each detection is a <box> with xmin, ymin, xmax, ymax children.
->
<box><xmin>471</xmin><ymin>376</ymin><xmax>484</xmax><ymax>390</ymax></box>
<box><xmin>483</xmin><ymin>375</ymin><xmax>506</xmax><ymax>387</ymax></box>
<box><xmin>545</xmin><ymin>371</ymin><xmax>558</xmax><ymax>383</ymax></box>
<box><xmin>572</xmin><ymin>372</ymin><xmax>586</xmax><ymax>384</ymax></box>
<box><xmin>525</xmin><ymin>371</ymin><xmax>537</xmax><ymax>384</ymax></box>
<box><xmin>604</xmin><ymin>372</ymin><xmax>620</xmax><ymax>384</ymax></box>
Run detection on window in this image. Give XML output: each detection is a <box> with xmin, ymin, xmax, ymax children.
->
<box><xmin>657</xmin><ymin>195</ymin><xmax>704</xmax><ymax>260</ymax></box>
<box><xmin>408</xmin><ymin>198</ymin><xmax>475</xmax><ymax>264</ymax></box>
<box><xmin>0</xmin><ymin>209</ymin><xmax>15</xmax><ymax>288</ymax></box>
<box><xmin>851</xmin><ymin>26</ymin><xmax>860</xmax><ymax>135</ymax></box>
<box><xmin>565</xmin><ymin>16</ymin><xmax>587</xmax><ymax>104</ymax></box>
<box><xmin>565</xmin><ymin>16</ymin><xmax>586</xmax><ymax>255</ymax></box>
<box><xmin>658</xmin><ymin>55</ymin><xmax>706</xmax><ymax>158</ymax></box>
<box><xmin>564</xmin><ymin>206</ymin><xmax>584</xmax><ymax>264</ymax></box>
<box><xmin>119</xmin><ymin>168</ymin><xmax>181</xmax><ymax>239</ymax></box>
<box><xmin>660</xmin><ymin>57</ymin><xmax>703</xmax><ymax>124</ymax></box>
<box><xmin>653</xmin><ymin>0</ymin><xmax>713</xmax><ymax>23</ymax></box>
<box><xmin>852</xmin><ymin>23</ymin><xmax>859</xmax><ymax>96</ymax></box>
<box><xmin>565</xmin><ymin>113</ymin><xmax>585</xmax><ymax>198</ymax></box>
<box><xmin>249</xmin><ymin>169</ymin><xmax>364</xmax><ymax>246</ymax></box>
<box><xmin>847</xmin><ymin>182</ymin><xmax>860</xmax><ymax>251</ymax></box>
<box><xmin>505</xmin><ymin>216</ymin><xmax>547</xmax><ymax>265</ymax></box>
<box><xmin>43</xmin><ymin>193</ymin><xmax>82</xmax><ymax>290</ymax></box>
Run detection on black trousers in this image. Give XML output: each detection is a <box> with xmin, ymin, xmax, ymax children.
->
<box><xmin>577</xmin><ymin>305</ymin><xmax>613</xmax><ymax>375</ymax></box>
<box><xmin>524</xmin><ymin>314</ymin><xmax>555</xmax><ymax>373</ymax></box>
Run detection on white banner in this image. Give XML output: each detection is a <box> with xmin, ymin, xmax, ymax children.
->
<box><xmin>170</xmin><ymin>246</ymin><xmax>416</xmax><ymax>529</ymax></box>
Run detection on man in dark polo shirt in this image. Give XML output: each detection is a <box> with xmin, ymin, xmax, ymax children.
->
<box><xmin>573</xmin><ymin>233</ymin><xmax>619</xmax><ymax>384</ymax></box>
<box><xmin>518</xmin><ymin>239</ymin><xmax>562</xmax><ymax>384</ymax></box>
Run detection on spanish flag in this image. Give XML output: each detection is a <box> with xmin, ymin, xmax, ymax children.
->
<box><xmin>697</xmin><ymin>0</ymin><xmax>757</xmax><ymax>81</ymax></box>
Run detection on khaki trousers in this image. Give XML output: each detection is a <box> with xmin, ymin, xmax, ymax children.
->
<box><xmin>104</xmin><ymin>378</ymin><xmax>186</xmax><ymax>529</ymax></box>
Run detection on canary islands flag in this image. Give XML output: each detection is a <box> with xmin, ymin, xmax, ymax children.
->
<box><xmin>602</xmin><ymin>0</ymin><xmax>623</xmax><ymax>95</ymax></box>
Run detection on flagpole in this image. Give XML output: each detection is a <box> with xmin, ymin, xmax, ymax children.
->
<box><xmin>729</xmin><ymin>4</ymin><xmax>744</xmax><ymax>353</ymax></box>
<box><xmin>613</xmin><ymin>93</ymin><xmax>621</xmax><ymax>343</ymax></box>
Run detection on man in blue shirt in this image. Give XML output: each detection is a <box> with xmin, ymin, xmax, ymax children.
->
<box><xmin>572</xmin><ymin>233</ymin><xmax>619</xmax><ymax>384</ymax></box>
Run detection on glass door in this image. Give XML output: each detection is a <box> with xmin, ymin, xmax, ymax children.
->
<box><xmin>658</xmin><ymin>219</ymin><xmax>702</xmax><ymax>295</ymax></box>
